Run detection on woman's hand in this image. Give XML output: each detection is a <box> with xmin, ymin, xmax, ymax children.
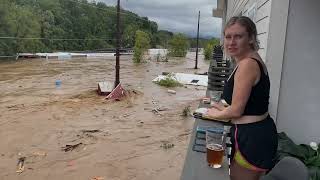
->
<box><xmin>211</xmin><ymin>102</ymin><xmax>225</xmax><ymax>111</ymax></box>
<box><xmin>204</xmin><ymin>107</ymin><xmax>231</xmax><ymax>122</ymax></box>
<box><xmin>211</xmin><ymin>100</ymin><xmax>229</xmax><ymax>111</ymax></box>
<box><xmin>205</xmin><ymin>107</ymin><xmax>222</xmax><ymax>119</ymax></box>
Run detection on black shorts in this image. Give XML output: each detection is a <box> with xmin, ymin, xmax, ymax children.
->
<box><xmin>230</xmin><ymin>115</ymin><xmax>278</xmax><ymax>170</ymax></box>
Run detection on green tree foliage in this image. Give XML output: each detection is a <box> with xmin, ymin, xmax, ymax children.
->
<box><xmin>133</xmin><ymin>30</ymin><xmax>150</xmax><ymax>63</ymax></box>
<box><xmin>0</xmin><ymin>0</ymin><xmax>220</xmax><ymax>59</ymax></box>
<box><xmin>168</xmin><ymin>33</ymin><xmax>189</xmax><ymax>57</ymax></box>
<box><xmin>123</xmin><ymin>24</ymin><xmax>139</xmax><ymax>48</ymax></box>
<box><xmin>209</xmin><ymin>38</ymin><xmax>220</xmax><ymax>47</ymax></box>
<box><xmin>0</xmin><ymin>0</ymin><xmax>16</xmax><ymax>56</ymax></box>
<box><xmin>0</xmin><ymin>0</ymin><xmax>165</xmax><ymax>57</ymax></box>
<box><xmin>204</xmin><ymin>38</ymin><xmax>220</xmax><ymax>60</ymax></box>
<box><xmin>155</xmin><ymin>30</ymin><xmax>173</xmax><ymax>48</ymax></box>
<box><xmin>189</xmin><ymin>38</ymin><xmax>206</xmax><ymax>48</ymax></box>
<box><xmin>204</xmin><ymin>43</ymin><xmax>213</xmax><ymax>60</ymax></box>
<box><xmin>11</xmin><ymin>6</ymin><xmax>44</xmax><ymax>53</ymax></box>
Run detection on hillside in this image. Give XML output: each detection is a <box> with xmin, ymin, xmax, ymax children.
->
<box><xmin>0</xmin><ymin>0</ymin><xmax>174</xmax><ymax>56</ymax></box>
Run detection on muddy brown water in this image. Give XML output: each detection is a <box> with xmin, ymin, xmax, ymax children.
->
<box><xmin>0</xmin><ymin>52</ymin><xmax>209</xmax><ymax>180</ymax></box>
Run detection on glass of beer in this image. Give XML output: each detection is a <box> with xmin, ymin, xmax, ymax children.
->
<box><xmin>206</xmin><ymin>128</ymin><xmax>225</xmax><ymax>168</ymax></box>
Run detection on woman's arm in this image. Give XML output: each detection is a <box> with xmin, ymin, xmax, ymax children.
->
<box><xmin>210</xmin><ymin>101</ymin><xmax>225</xmax><ymax>111</ymax></box>
<box><xmin>211</xmin><ymin>99</ymin><xmax>229</xmax><ymax>111</ymax></box>
<box><xmin>206</xmin><ymin>58</ymin><xmax>260</xmax><ymax>119</ymax></box>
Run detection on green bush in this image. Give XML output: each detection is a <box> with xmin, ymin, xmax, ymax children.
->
<box><xmin>154</xmin><ymin>75</ymin><xmax>182</xmax><ymax>87</ymax></box>
<box><xmin>204</xmin><ymin>43</ymin><xmax>213</xmax><ymax>60</ymax></box>
<box><xmin>133</xmin><ymin>30</ymin><xmax>150</xmax><ymax>63</ymax></box>
<box><xmin>204</xmin><ymin>38</ymin><xmax>220</xmax><ymax>60</ymax></box>
<box><xmin>168</xmin><ymin>33</ymin><xmax>189</xmax><ymax>57</ymax></box>
<box><xmin>133</xmin><ymin>48</ymin><xmax>143</xmax><ymax>63</ymax></box>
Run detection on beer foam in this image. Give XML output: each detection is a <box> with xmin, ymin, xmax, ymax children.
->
<box><xmin>207</xmin><ymin>143</ymin><xmax>224</xmax><ymax>151</ymax></box>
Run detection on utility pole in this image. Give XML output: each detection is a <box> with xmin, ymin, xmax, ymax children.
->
<box><xmin>195</xmin><ymin>11</ymin><xmax>200</xmax><ymax>69</ymax></box>
<box><xmin>115</xmin><ymin>0</ymin><xmax>121</xmax><ymax>87</ymax></box>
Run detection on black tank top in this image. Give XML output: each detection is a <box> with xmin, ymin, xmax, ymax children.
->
<box><xmin>222</xmin><ymin>58</ymin><xmax>270</xmax><ymax>115</ymax></box>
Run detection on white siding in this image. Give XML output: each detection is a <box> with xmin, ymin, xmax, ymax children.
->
<box><xmin>255</xmin><ymin>0</ymin><xmax>271</xmax><ymax>61</ymax></box>
<box><xmin>265</xmin><ymin>0</ymin><xmax>289</xmax><ymax>120</ymax></box>
<box><xmin>256</xmin><ymin>16</ymin><xmax>269</xmax><ymax>34</ymax></box>
<box><xmin>257</xmin><ymin>33</ymin><xmax>267</xmax><ymax>48</ymax></box>
<box><xmin>256</xmin><ymin>0</ymin><xmax>271</xmax><ymax>21</ymax></box>
<box><xmin>226</xmin><ymin>0</ymin><xmax>250</xmax><ymax>17</ymax></box>
<box><xmin>257</xmin><ymin>33</ymin><xmax>267</xmax><ymax>60</ymax></box>
<box><xmin>225</xmin><ymin>0</ymin><xmax>272</xmax><ymax>62</ymax></box>
<box><xmin>257</xmin><ymin>47</ymin><xmax>266</xmax><ymax>61</ymax></box>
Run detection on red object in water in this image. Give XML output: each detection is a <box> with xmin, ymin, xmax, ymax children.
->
<box><xmin>106</xmin><ymin>83</ymin><xmax>125</xmax><ymax>100</ymax></box>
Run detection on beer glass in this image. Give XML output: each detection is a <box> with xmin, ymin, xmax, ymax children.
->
<box><xmin>206</xmin><ymin>128</ymin><xmax>225</xmax><ymax>168</ymax></box>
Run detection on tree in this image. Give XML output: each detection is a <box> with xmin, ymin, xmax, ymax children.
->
<box><xmin>133</xmin><ymin>30</ymin><xmax>150</xmax><ymax>63</ymax></box>
<box><xmin>123</xmin><ymin>24</ymin><xmax>138</xmax><ymax>48</ymax></box>
<box><xmin>155</xmin><ymin>30</ymin><xmax>173</xmax><ymax>48</ymax></box>
<box><xmin>168</xmin><ymin>33</ymin><xmax>189</xmax><ymax>57</ymax></box>
<box><xmin>0</xmin><ymin>0</ymin><xmax>15</xmax><ymax>56</ymax></box>
<box><xmin>189</xmin><ymin>38</ymin><xmax>208</xmax><ymax>48</ymax></box>
<box><xmin>0</xmin><ymin>0</ymin><xmax>175</xmax><ymax>57</ymax></box>
<box><xmin>204</xmin><ymin>43</ymin><xmax>213</xmax><ymax>60</ymax></box>
<box><xmin>3</xmin><ymin>3</ymin><xmax>43</xmax><ymax>54</ymax></box>
<box><xmin>204</xmin><ymin>38</ymin><xmax>220</xmax><ymax>60</ymax></box>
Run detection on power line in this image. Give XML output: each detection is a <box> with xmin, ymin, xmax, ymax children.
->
<box><xmin>0</xmin><ymin>0</ymin><xmax>156</xmax><ymax>53</ymax></box>
<box><xmin>0</xmin><ymin>37</ymin><xmax>117</xmax><ymax>41</ymax></box>
<box><xmin>69</xmin><ymin>47</ymin><xmax>123</xmax><ymax>52</ymax></box>
<box><xmin>0</xmin><ymin>55</ymin><xmax>16</xmax><ymax>58</ymax></box>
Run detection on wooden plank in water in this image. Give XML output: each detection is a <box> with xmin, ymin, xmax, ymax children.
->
<box><xmin>97</xmin><ymin>81</ymin><xmax>113</xmax><ymax>96</ymax></box>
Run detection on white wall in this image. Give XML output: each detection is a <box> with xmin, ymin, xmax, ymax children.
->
<box><xmin>265</xmin><ymin>0</ymin><xmax>289</xmax><ymax>120</ymax></box>
<box><xmin>225</xmin><ymin>0</ymin><xmax>272</xmax><ymax>61</ymax></box>
<box><xmin>255</xmin><ymin>0</ymin><xmax>271</xmax><ymax>61</ymax></box>
<box><xmin>276</xmin><ymin>0</ymin><xmax>320</xmax><ymax>144</ymax></box>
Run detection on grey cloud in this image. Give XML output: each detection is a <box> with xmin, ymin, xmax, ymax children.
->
<box><xmin>97</xmin><ymin>0</ymin><xmax>222</xmax><ymax>38</ymax></box>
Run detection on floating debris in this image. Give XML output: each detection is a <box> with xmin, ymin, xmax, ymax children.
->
<box><xmin>16</xmin><ymin>157</ymin><xmax>26</xmax><ymax>173</ymax></box>
<box><xmin>61</xmin><ymin>143</ymin><xmax>83</xmax><ymax>152</ymax></box>
<box><xmin>81</xmin><ymin>130</ymin><xmax>100</xmax><ymax>134</ymax></box>
<box><xmin>182</xmin><ymin>106</ymin><xmax>191</xmax><ymax>117</ymax></box>
<box><xmin>167</xmin><ymin>89</ymin><xmax>176</xmax><ymax>94</ymax></box>
<box><xmin>91</xmin><ymin>177</ymin><xmax>105</xmax><ymax>180</ymax></box>
<box><xmin>32</xmin><ymin>151</ymin><xmax>47</xmax><ymax>157</ymax></box>
<box><xmin>160</xmin><ymin>141</ymin><xmax>175</xmax><ymax>149</ymax></box>
<box><xmin>152</xmin><ymin>107</ymin><xmax>169</xmax><ymax>114</ymax></box>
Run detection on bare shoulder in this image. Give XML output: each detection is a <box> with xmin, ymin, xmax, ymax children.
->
<box><xmin>237</xmin><ymin>58</ymin><xmax>260</xmax><ymax>73</ymax></box>
<box><xmin>234</xmin><ymin>58</ymin><xmax>260</xmax><ymax>85</ymax></box>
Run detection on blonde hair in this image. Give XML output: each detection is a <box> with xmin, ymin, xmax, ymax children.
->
<box><xmin>224</xmin><ymin>16</ymin><xmax>259</xmax><ymax>51</ymax></box>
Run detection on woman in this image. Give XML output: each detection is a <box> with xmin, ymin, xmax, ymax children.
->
<box><xmin>206</xmin><ymin>16</ymin><xmax>278</xmax><ymax>180</ymax></box>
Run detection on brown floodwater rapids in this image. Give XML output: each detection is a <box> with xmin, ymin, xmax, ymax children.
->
<box><xmin>0</xmin><ymin>52</ymin><xmax>209</xmax><ymax>180</ymax></box>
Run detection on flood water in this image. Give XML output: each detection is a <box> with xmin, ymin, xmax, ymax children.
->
<box><xmin>0</xmin><ymin>52</ymin><xmax>210</xmax><ymax>180</ymax></box>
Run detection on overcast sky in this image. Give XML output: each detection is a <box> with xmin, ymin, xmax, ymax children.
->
<box><xmin>97</xmin><ymin>0</ymin><xmax>222</xmax><ymax>38</ymax></box>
